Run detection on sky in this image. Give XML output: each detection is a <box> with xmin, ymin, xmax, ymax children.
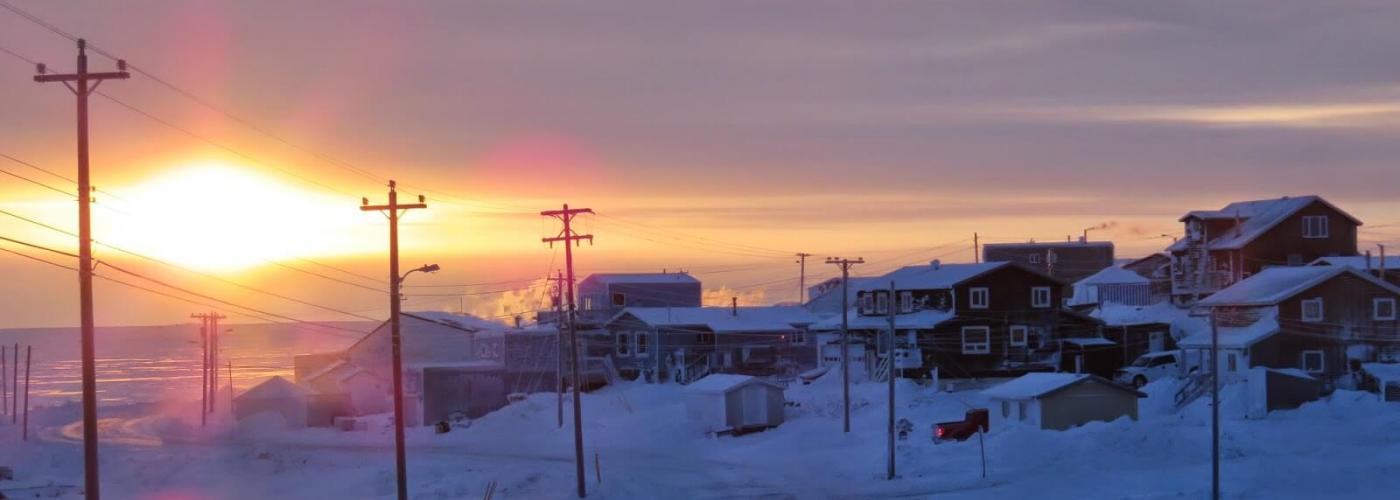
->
<box><xmin>2</xmin><ymin>0</ymin><xmax>1400</xmax><ymax>328</ymax></box>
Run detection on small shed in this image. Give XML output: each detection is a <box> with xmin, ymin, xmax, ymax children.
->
<box><xmin>982</xmin><ymin>373</ymin><xmax>1144</xmax><ymax>431</ymax></box>
<box><xmin>1059</xmin><ymin>338</ymin><xmax>1119</xmax><ymax>379</ymax></box>
<box><xmin>233</xmin><ymin>376</ymin><xmax>310</xmax><ymax>429</ymax></box>
<box><xmin>683</xmin><ymin>374</ymin><xmax>785</xmax><ymax>434</ymax></box>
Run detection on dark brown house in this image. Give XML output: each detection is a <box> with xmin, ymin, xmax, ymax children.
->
<box><xmin>1167</xmin><ymin>196</ymin><xmax>1360</xmax><ymax>306</ymax></box>
<box><xmin>983</xmin><ymin>241</ymin><xmax>1115</xmax><ymax>284</ymax></box>
<box><xmin>826</xmin><ymin>261</ymin><xmax>1094</xmax><ymax>378</ymax></box>
<box><xmin>1182</xmin><ymin>266</ymin><xmax>1400</xmax><ymax>382</ymax></box>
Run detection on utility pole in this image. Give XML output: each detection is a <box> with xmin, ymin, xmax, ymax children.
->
<box><xmin>886</xmin><ymin>280</ymin><xmax>897</xmax><ymax>480</ymax></box>
<box><xmin>209</xmin><ymin>313</ymin><xmax>225</xmax><ymax>413</ymax></box>
<box><xmin>549</xmin><ymin>270</ymin><xmax>566</xmax><ymax>429</ymax></box>
<box><xmin>796</xmin><ymin>253</ymin><xmax>813</xmax><ymax>304</ymax></box>
<box><xmin>11</xmin><ymin>343</ymin><xmax>18</xmax><ymax>424</ymax></box>
<box><xmin>3</xmin><ymin>344</ymin><xmax>7</xmax><ymax>418</ymax></box>
<box><xmin>35</xmin><ymin>39</ymin><xmax>129</xmax><ymax>500</ymax></box>
<box><xmin>974</xmin><ymin>233</ymin><xmax>980</xmax><ymax>264</ymax></box>
<box><xmin>362</xmin><ymin>180</ymin><xmax>428</xmax><ymax>500</ymax></box>
<box><xmin>23</xmin><ymin>345</ymin><xmax>32</xmax><ymax>441</ymax></box>
<box><xmin>542</xmin><ymin>204</ymin><xmax>594</xmax><ymax>499</ymax></box>
<box><xmin>192</xmin><ymin>314</ymin><xmax>209</xmax><ymax>426</ymax></box>
<box><xmin>1210</xmin><ymin>308</ymin><xmax>1220</xmax><ymax>500</ymax></box>
<box><xmin>825</xmin><ymin>257</ymin><xmax>863</xmax><ymax>433</ymax></box>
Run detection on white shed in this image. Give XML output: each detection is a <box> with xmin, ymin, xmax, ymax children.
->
<box><xmin>233</xmin><ymin>376</ymin><xmax>311</xmax><ymax>429</ymax></box>
<box><xmin>683</xmin><ymin>374</ymin><xmax>785</xmax><ymax>434</ymax></box>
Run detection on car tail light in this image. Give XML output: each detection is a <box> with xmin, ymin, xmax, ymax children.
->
<box><xmin>935</xmin><ymin>427</ymin><xmax>945</xmax><ymax>438</ymax></box>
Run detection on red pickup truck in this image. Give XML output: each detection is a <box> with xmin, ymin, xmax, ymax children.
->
<box><xmin>932</xmin><ymin>408</ymin><xmax>989</xmax><ymax>443</ymax></box>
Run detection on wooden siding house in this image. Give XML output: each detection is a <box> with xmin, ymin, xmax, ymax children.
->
<box><xmin>983</xmin><ymin>240</ymin><xmax>1115</xmax><ymax>284</ymax></box>
<box><xmin>1181</xmin><ymin>266</ymin><xmax>1400</xmax><ymax>384</ymax></box>
<box><xmin>1168</xmin><ymin>196</ymin><xmax>1361</xmax><ymax>306</ymax></box>
<box><xmin>1310</xmin><ymin>255</ymin><xmax>1400</xmax><ymax>288</ymax></box>
<box><xmin>601</xmin><ymin>306</ymin><xmax>820</xmax><ymax>384</ymax></box>
<box><xmin>568</xmin><ymin>273</ymin><xmax>702</xmax><ymax>328</ymax></box>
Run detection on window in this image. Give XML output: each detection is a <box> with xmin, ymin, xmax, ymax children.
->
<box><xmin>611</xmin><ymin>292</ymin><xmax>626</xmax><ymax>307</ymax></box>
<box><xmin>1028</xmin><ymin>254</ymin><xmax>1042</xmax><ymax>265</ymax></box>
<box><xmin>961</xmin><ymin>326</ymin><xmax>991</xmax><ymax>354</ymax></box>
<box><xmin>876</xmin><ymin>293</ymin><xmax>889</xmax><ymax>314</ymax></box>
<box><xmin>697</xmin><ymin>332</ymin><xmax>715</xmax><ymax>345</ymax></box>
<box><xmin>1031</xmin><ymin>287</ymin><xmax>1052</xmax><ymax>308</ymax></box>
<box><xmin>1302</xmin><ymin>215</ymin><xmax>1329</xmax><ymax>238</ymax></box>
<box><xmin>1301</xmin><ymin>298</ymin><xmax>1324</xmax><ymax>322</ymax></box>
<box><xmin>1009</xmin><ymin>325</ymin><xmax>1028</xmax><ymax>347</ymax></box>
<box><xmin>582</xmin><ymin>296</ymin><xmax>595</xmax><ymax>311</ymax></box>
<box><xmin>636</xmin><ymin>332</ymin><xmax>650</xmax><ymax>357</ymax></box>
<box><xmin>899</xmin><ymin>291</ymin><xmax>914</xmax><ymax>313</ymax></box>
<box><xmin>1001</xmin><ymin>401</ymin><xmax>1011</xmax><ymax>419</ymax></box>
<box><xmin>1227</xmin><ymin>353</ymin><xmax>1237</xmax><ymax>372</ymax></box>
<box><xmin>1301</xmin><ymin>350</ymin><xmax>1325</xmax><ymax>374</ymax></box>
<box><xmin>969</xmin><ymin>287</ymin><xmax>990</xmax><ymax>309</ymax></box>
<box><xmin>859</xmin><ymin>294</ymin><xmax>873</xmax><ymax>314</ymax></box>
<box><xmin>615</xmin><ymin>333</ymin><xmax>631</xmax><ymax>356</ymax></box>
<box><xmin>790</xmin><ymin>330</ymin><xmax>807</xmax><ymax>345</ymax></box>
<box><xmin>1375</xmin><ymin>298</ymin><xmax>1397</xmax><ymax>321</ymax></box>
<box><xmin>1017</xmin><ymin>401</ymin><xmax>1029</xmax><ymax>421</ymax></box>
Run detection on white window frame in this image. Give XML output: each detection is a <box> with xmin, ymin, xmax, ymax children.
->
<box><xmin>969</xmin><ymin>287</ymin><xmax>990</xmax><ymax>309</ymax></box>
<box><xmin>1031</xmin><ymin>286</ymin><xmax>1052</xmax><ymax>308</ymax></box>
<box><xmin>1301</xmin><ymin>350</ymin><xmax>1325</xmax><ymax>374</ymax></box>
<box><xmin>899</xmin><ymin>291</ymin><xmax>914</xmax><ymax>313</ymax></box>
<box><xmin>615</xmin><ymin>332</ymin><xmax>631</xmax><ymax>356</ymax></box>
<box><xmin>961</xmin><ymin>326</ymin><xmax>991</xmax><ymax>354</ymax></box>
<box><xmin>635</xmin><ymin>331</ymin><xmax>650</xmax><ymax>357</ymax></box>
<box><xmin>1009</xmin><ymin>325</ymin><xmax>1028</xmax><ymax>347</ymax></box>
<box><xmin>859</xmin><ymin>294</ymin><xmax>873</xmax><ymax>314</ymax></box>
<box><xmin>1301</xmin><ymin>298</ymin><xmax>1324</xmax><ymax>322</ymax></box>
<box><xmin>1028</xmin><ymin>253</ymin><xmax>1041</xmax><ymax>265</ymax></box>
<box><xmin>790</xmin><ymin>330</ymin><xmax>807</xmax><ymax>345</ymax></box>
<box><xmin>876</xmin><ymin>293</ymin><xmax>889</xmax><ymax>315</ymax></box>
<box><xmin>1302</xmin><ymin>215</ymin><xmax>1329</xmax><ymax>239</ymax></box>
<box><xmin>1374</xmin><ymin>298</ymin><xmax>1397</xmax><ymax>321</ymax></box>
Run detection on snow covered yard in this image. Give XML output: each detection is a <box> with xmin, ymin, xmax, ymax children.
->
<box><xmin>3</xmin><ymin>374</ymin><xmax>1400</xmax><ymax>499</ymax></box>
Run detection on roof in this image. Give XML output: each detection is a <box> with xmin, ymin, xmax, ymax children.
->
<box><xmin>1364</xmin><ymin>363</ymin><xmax>1400</xmax><ymax>384</ymax></box>
<box><xmin>804</xmin><ymin>277</ymin><xmax>882</xmax><ymax>313</ymax></box>
<box><xmin>1199</xmin><ymin>266</ymin><xmax>1400</xmax><ymax>307</ymax></box>
<box><xmin>1091</xmin><ymin>302</ymin><xmax>1184</xmax><ymax>327</ymax></box>
<box><xmin>981</xmin><ymin>373</ymin><xmax>1144</xmax><ymax>400</ymax></box>
<box><xmin>873</xmin><ymin>262</ymin><xmax>1011</xmax><ymax>291</ymax></box>
<box><xmin>610</xmin><ymin>306</ymin><xmax>818</xmax><ymax>333</ymax></box>
<box><xmin>236</xmin><ymin>376</ymin><xmax>310</xmax><ymax>400</ymax></box>
<box><xmin>683</xmin><ymin>373</ymin><xmax>781</xmax><ymax>394</ymax></box>
<box><xmin>811</xmin><ymin>308</ymin><xmax>955</xmax><ymax>331</ymax></box>
<box><xmin>1178</xmin><ymin>310</ymin><xmax>1280</xmax><ymax>349</ymax></box>
<box><xmin>1311</xmin><ymin>256</ymin><xmax>1400</xmax><ymax>271</ymax></box>
<box><xmin>1074</xmin><ymin>265</ymin><xmax>1149</xmax><ymax>287</ymax></box>
<box><xmin>984</xmin><ymin>241</ymin><xmax>1114</xmax><ymax>249</ymax></box>
<box><xmin>403</xmin><ymin>311</ymin><xmax>508</xmax><ymax>332</ymax></box>
<box><xmin>1062</xmin><ymin>337</ymin><xmax>1116</xmax><ymax>346</ymax></box>
<box><xmin>1167</xmin><ymin>196</ymin><xmax>1361</xmax><ymax>252</ymax></box>
<box><xmin>581</xmin><ymin>273</ymin><xmax>699</xmax><ymax>285</ymax></box>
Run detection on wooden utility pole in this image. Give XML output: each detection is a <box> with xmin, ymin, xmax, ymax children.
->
<box><xmin>23</xmin><ymin>345</ymin><xmax>32</xmax><ymax>441</ymax></box>
<box><xmin>1210</xmin><ymin>308</ymin><xmax>1220</xmax><ymax>500</ymax></box>
<box><xmin>796</xmin><ymin>253</ymin><xmax>814</xmax><ymax>304</ymax></box>
<box><xmin>974</xmin><ymin>233</ymin><xmax>980</xmax><ymax>263</ymax></box>
<box><xmin>11</xmin><ymin>343</ymin><xmax>18</xmax><ymax>424</ymax></box>
<box><xmin>886</xmin><ymin>280</ymin><xmax>897</xmax><ymax>480</ymax></box>
<box><xmin>825</xmin><ymin>257</ymin><xmax>863</xmax><ymax>433</ymax></box>
<box><xmin>548</xmin><ymin>271</ymin><xmax>566</xmax><ymax>429</ymax></box>
<box><xmin>194</xmin><ymin>315</ymin><xmax>208</xmax><ymax>426</ymax></box>
<box><xmin>362</xmin><ymin>180</ymin><xmax>428</xmax><ymax>500</ymax></box>
<box><xmin>34</xmin><ymin>39</ymin><xmax>129</xmax><ymax>500</ymax></box>
<box><xmin>227</xmin><ymin>360</ymin><xmax>235</xmax><ymax>411</ymax></box>
<box><xmin>2</xmin><ymin>344</ymin><xmax>7</xmax><ymax>418</ymax></box>
<box><xmin>542</xmin><ymin>204</ymin><xmax>593</xmax><ymax>498</ymax></box>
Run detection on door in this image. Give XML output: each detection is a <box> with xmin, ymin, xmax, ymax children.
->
<box><xmin>1149</xmin><ymin>331</ymin><xmax>1166</xmax><ymax>353</ymax></box>
<box><xmin>742</xmin><ymin>386</ymin><xmax>767</xmax><ymax>426</ymax></box>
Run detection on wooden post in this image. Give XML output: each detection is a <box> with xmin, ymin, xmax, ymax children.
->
<box><xmin>23</xmin><ymin>345</ymin><xmax>31</xmax><ymax>441</ymax></box>
<box><xmin>594</xmin><ymin>452</ymin><xmax>601</xmax><ymax>484</ymax></box>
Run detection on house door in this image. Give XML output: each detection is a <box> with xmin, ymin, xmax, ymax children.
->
<box><xmin>742</xmin><ymin>386</ymin><xmax>766</xmax><ymax>426</ymax></box>
<box><xmin>1149</xmin><ymin>331</ymin><xmax>1166</xmax><ymax>353</ymax></box>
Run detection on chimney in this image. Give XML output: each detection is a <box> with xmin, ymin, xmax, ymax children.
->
<box><xmin>514</xmin><ymin>315</ymin><xmax>522</xmax><ymax>328</ymax></box>
<box><xmin>731</xmin><ymin>297</ymin><xmax>738</xmax><ymax>316</ymax></box>
<box><xmin>930</xmin><ymin>259</ymin><xmax>941</xmax><ymax>270</ymax></box>
<box><xmin>1366</xmin><ymin>250</ymin><xmax>1373</xmax><ymax>272</ymax></box>
<box><xmin>1381</xmin><ymin>245</ymin><xmax>1388</xmax><ymax>278</ymax></box>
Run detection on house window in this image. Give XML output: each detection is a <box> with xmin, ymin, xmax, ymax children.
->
<box><xmin>1375</xmin><ymin>298</ymin><xmax>1397</xmax><ymax>321</ymax></box>
<box><xmin>1227</xmin><ymin>353</ymin><xmax>1237</xmax><ymax>372</ymax></box>
<box><xmin>1301</xmin><ymin>298</ymin><xmax>1324</xmax><ymax>322</ymax></box>
<box><xmin>859</xmin><ymin>294</ymin><xmax>873</xmax><ymax>314</ymax></box>
<box><xmin>1001</xmin><ymin>401</ymin><xmax>1011</xmax><ymax>419</ymax></box>
<box><xmin>1029</xmin><ymin>254</ymin><xmax>1041</xmax><ymax>265</ymax></box>
<box><xmin>1009</xmin><ymin>326</ymin><xmax>1028</xmax><ymax>347</ymax></box>
<box><xmin>582</xmin><ymin>296</ymin><xmax>594</xmax><ymax>311</ymax></box>
<box><xmin>615</xmin><ymin>333</ymin><xmax>631</xmax><ymax>356</ymax></box>
<box><xmin>790</xmin><ymin>330</ymin><xmax>807</xmax><ymax>345</ymax></box>
<box><xmin>612</xmin><ymin>292</ymin><xmax>626</xmax><ymax>307</ymax></box>
<box><xmin>899</xmin><ymin>291</ymin><xmax>914</xmax><ymax>313</ymax></box>
<box><xmin>1031</xmin><ymin>287</ymin><xmax>1052</xmax><ymax>308</ymax></box>
<box><xmin>1017</xmin><ymin>401</ymin><xmax>1029</xmax><ymax>421</ymax></box>
<box><xmin>961</xmin><ymin>326</ymin><xmax>991</xmax><ymax>354</ymax></box>
<box><xmin>697</xmin><ymin>332</ymin><xmax>714</xmax><ymax>345</ymax></box>
<box><xmin>876</xmin><ymin>293</ymin><xmax>889</xmax><ymax>315</ymax></box>
<box><xmin>636</xmin><ymin>332</ymin><xmax>650</xmax><ymax>357</ymax></box>
<box><xmin>969</xmin><ymin>287</ymin><xmax>989</xmax><ymax>309</ymax></box>
<box><xmin>1302</xmin><ymin>215</ymin><xmax>1329</xmax><ymax>238</ymax></box>
<box><xmin>1301</xmin><ymin>350</ymin><xmax>1326</xmax><ymax>374</ymax></box>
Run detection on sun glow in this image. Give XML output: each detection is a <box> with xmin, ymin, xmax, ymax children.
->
<box><xmin>97</xmin><ymin>163</ymin><xmax>374</xmax><ymax>272</ymax></box>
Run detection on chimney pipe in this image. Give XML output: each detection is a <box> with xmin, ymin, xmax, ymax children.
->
<box><xmin>731</xmin><ymin>297</ymin><xmax>737</xmax><ymax>316</ymax></box>
<box><xmin>1381</xmin><ymin>245</ymin><xmax>1388</xmax><ymax>279</ymax></box>
<box><xmin>1366</xmin><ymin>250</ymin><xmax>1373</xmax><ymax>272</ymax></box>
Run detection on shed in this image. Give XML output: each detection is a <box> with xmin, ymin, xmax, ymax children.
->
<box><xmin>982</xmin><ymin>373</ymin><xmax>1144</xmax><ymax>431</ymax></box>
<box><xmin>233</xmin><ymin>376</ymin><xmax>310</xmax><ymax>429</ymax></box>
<box><xmin>1058</xmin><ymin>337</ymin><xmax>1119</xmax><ymax>379</ymax></box>
<box><xmin>683</xmin><ymin>374</ymin><xmax>785</xmax><ymax>434</ymax></box>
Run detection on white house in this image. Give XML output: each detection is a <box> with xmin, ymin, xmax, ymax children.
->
<box><xmin>982</xmin><ymin>373</ymin><xmax>1144</xmax><ymax>431</ymax></box>
<box><xmin>683</xmin><ymin>374</ymin><xmax>785</xmax><ymax>434</ymax></box>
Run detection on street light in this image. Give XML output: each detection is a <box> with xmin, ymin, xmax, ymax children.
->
<box><xmin>400</xmin><ymin>263</ymin><xmax>441</xmax><ymax>283</ymax></box>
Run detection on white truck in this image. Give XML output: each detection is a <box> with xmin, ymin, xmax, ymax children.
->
<box><xmin>1115</xmin><ymin>350</ymin><xmax>1188</xmax><ymax>388</ymax></box>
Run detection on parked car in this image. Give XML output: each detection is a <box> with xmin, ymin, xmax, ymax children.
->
<box><xmin>932</xmin><ymin>408</ymin><xmax>989</xmax><ymax>443</ymax></box>
<box><xmin>1115</xmin><ymin>350</ymin><xmax>1188</xmax><ymax>388</ymax></box>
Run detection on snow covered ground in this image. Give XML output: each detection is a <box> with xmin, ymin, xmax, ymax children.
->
<box><xmin>2</xmin><ymin>369</ymin><xmax>1400</xmax><ymax>498</ymax></box>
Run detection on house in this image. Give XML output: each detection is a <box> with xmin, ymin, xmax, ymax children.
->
<box><xmin>419</xmin><ymin>361</ymin><xmax>507</xmax><ymax>424</ymax></box>
<box><xmin>233</xmin><ymin>376</ymin><xmax>310</xmax><ymax>429</ymax></box>
<box><xmin>570</xmin><ymin>272</ymin><xmax>702</xmax><ymax>327</ymax></box>
<box><xmin>1180</xmin><ymin>266</ymin><xmax>1400</xmax><ymax>383</ymax></box>
<box><xmin>804</xmin><ymin>276</ymin><xmax>881</xmax><ymax>315</ymax></box>
<box><xmin>682</xmin><ymin>373</ymin><xmax>785</xmax><ymax>434</ymax></box>
<box><xmin>983</xmin><ymin>240</ymin><xmax>1115</xmax><ymax>284</ymax></box>
<box><xmin>1310</xmin><ymin>255</ymin><xmax>1400</xmax><ymax>287</ymax></box>
<box><xmin>1089</xmin><ymin>302</ymin><xmax>1199</xmax><ymax>374</ymax></box>
<box><xmin>981</xmin><ymin>373</ymin><xmax>1145</xmax><ymax>431</ymax></box>
<box><xmin>601</xmin><ymin>306</ymin><xmax>819</xmax><ymax>383</ymax></box>
<box><xmin>470</xmin><ymin>325</ymin><xmax>584</xmax><ymax>393</ymax></box>
<box><xmin>1167</xmin><ymin>196</ymin><xmax>1361</xmax><ymax>305</ymax></box>
<box><xmin>1122</xmin><ymin>253</ymin><xmax>1172</xmax><ymax>282</ymax></box>
<box><xmin>816</xmin><ymin>260</ymin><xmax>1095</xmax><ymax>378</ymax></box>
<box><xmin>1070</xmin><ymin>264</ymin><xmax>1158</xmax><ymax>307</ymax></box>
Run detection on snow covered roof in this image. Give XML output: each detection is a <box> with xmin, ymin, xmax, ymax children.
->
<box><xmin>1062</xmin><ymin>337</ymin><xmax>1115</xmax><ymax>346</ymax></box>
<box><xmin>984</xmin><ymin>241</ymin><xmax>1114</xmax><ymax>249</ymax></box>
<box><xmin>810</xmin><ymin>308</ymin><xmax>955</xmax><ymax>331</ymax></box>
<box><xmin>581</xmin><ymin>272</ymin><xmax>699</xmax><ymax>285</ymax></box>
<box><xmin>404</xmin><ymin>311</ymin><xmax>508</xmax><ymax>332</ymax></box>
<box><xmin>611</xmin><ymin>306</ymin><xmax>818</xmax><ymax>333</ymax></box>
<box><xmin>411</xmin><ymin>360</ymin><xmax>505</xmax><ymax>371</ymax></box>
<box><xmin>981</xmin><ymin>373</ymin><xmax>1143</xmax><ymax>400</ymax></box>
<box><xmin>1199</xmin><ymin>266</ymin><xmax>1399</xmax><ymax>307</ymax></box>
<box><xmin>1178</xmin><ymin>310</ymin><xmax>1280</xmax><ymax>349</ymax></box>
<box><xmin>236</xmin><ymin>376</ymin><xmax>310</xmax><ymax>400</ymax></box>
<box><xmin>872</xmin><ymin>262</ymin><xmax>1011</xmax><ymax>291</ymax></box>
<box><xmin>805</xmin><ymin>277</ymin><xmax>881</xmax><ymax>313</ymax></box>
<box><xmin>683</xmin><ymin>373</ymin><xmax>781</xmax><ymax>394</ymax></box>
<box><xmin>1167</xmin><ymin>196</ymin><xmax>1360</xmax><ymax>252</ymax></box>
<box><xmin>1364</xmin><ymin>363</ymin><xmax>1400</xmax><ymax>385</ymax></box>
<box><xmin>1311</xmin><ymin>256</ymin><xmax>1400</xmax><ymax>271</ymax></box>
<box><xmin>1090</xmin><ymin>302</ymin><xmax>1180</xmax><ymax>327</ymax></box>
<box><xmin>1074</xmin><ymin>265</ymin><xmax>1149</xmax><ymax>286</ymax></box>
